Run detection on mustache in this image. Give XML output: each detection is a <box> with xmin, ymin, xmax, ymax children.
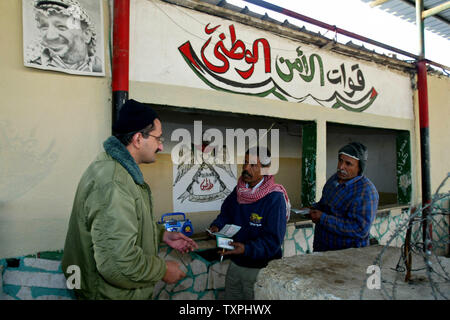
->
<box><xmin>242</xmin><ymin>170</ymin><xmax>252</xmax><ymax>178</ymax></box>
<box><xmin>44</xmin><ymin>38</ymin><xmax>68</xmax><ymax>46</ymax></box>
<box><xmin>337</xmin><ymin>169</ymin><xmax>347</xmax><ymax>175</ymax></box>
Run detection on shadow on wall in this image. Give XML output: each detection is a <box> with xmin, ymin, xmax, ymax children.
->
<box><xmin>0</xmin><ymin>121</ymin><xmax>58</xmax><ymax>203</ymax></box>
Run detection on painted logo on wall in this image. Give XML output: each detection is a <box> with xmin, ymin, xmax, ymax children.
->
<box><xmin>172</xmin><ymin>141</ymin><xmax>237</xmax><ymax>213</ymax></box>
<box><xmin>178</xmin><ymin>23</ymin><xmax>378</xmax><ymax>112</ymax></box>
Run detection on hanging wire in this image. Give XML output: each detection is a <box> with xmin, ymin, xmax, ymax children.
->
<box><xmin>150</xmin><ymin>0</ymin><xmax>323</xmax><ymax>61</ymax></box>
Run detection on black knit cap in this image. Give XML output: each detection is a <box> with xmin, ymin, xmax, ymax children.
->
<box><xmin>338</xmin><ymin>142</ymin><xmax>368</xmax><ymax>174</ymax></box>
<box><xmin>112</xmin><ymin>99</ymin><xmax>159</xmax><ymax>134</ymax></box>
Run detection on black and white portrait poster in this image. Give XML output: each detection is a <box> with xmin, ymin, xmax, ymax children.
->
<box><xmin>22</xmin><ymin>0</ymin><xmax>105</xmax><ymax>76</ymax></box>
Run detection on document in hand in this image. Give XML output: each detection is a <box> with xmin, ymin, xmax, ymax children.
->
<box><xmin>206</xmin><ymin>224</ymin><xmax>241</xmax><ymax>250</ymax></box>
<box><xmin>206</xmin><ymin>224</ymin><xmax>241</xmax><ymax>238</ymax></box>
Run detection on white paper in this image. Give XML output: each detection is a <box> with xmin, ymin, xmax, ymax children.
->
<box><xmin>292</xmin><ymin>208</ymin><xmax>310</xmax><ymax>215</ymax></box>
<box><xmin>217</xmin><ymin>237</ymin><xmax>234</xmax><ymax>250</ymax></box>
<box><xmin>206</xmin><ymin>224</ymin><xmax>241</xmax><ymax>238</ymax></box>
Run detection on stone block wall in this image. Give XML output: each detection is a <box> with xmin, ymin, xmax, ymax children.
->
<box><xmin>283</xmin><ymin>208</ymin><xmax>413</xmax><ymax>258</ymax></box>
<box><xmin>282</xmin><ymin>205</ymin><xmax>448</xmax><ymax>257</ymax></box>
<box><xmin>0</xmin><ymin>245</ymin><xmax>229</xmax><ymax>300</ymax></box>
<box><xmin>0</xmin><ymin>256</ymin><xmax>74</xmax><ymax>300</ymax></box>
<box><xmin>370</xmin><ymin>207</ymin><xmax>409</xmax><ymax>247</ymax></box>
<box><xmin>283</xmin><ymin>222</ymin><xmax>314</xmax><ymax>257</ymax></box>
<box><xmin>152</xmin><ymin>246</ymin><xmax>229</xmax><ymax>300</ymax></box>
<box><xmin>1</xmin><ymin>204</ymin><xmax>448</xmax><ymax>300</ymax></box>
<box><xmin>370</xmin><ymin>204</ymin><xmax>449</xmax><ymax>255</ymax></box>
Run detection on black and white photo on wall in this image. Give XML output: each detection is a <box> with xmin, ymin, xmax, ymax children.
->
<box><xmin>22</xmin><ymin>0</ymin><xmax>105</xmax><ymax>76</ymax></box>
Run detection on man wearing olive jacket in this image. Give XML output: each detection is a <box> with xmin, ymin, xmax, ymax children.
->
<box><xmin>62</xmin><ymin>99</ymin><xmax>197</xmax><ymax>299</ymax></box>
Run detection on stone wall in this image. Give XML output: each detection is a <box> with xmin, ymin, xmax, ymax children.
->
<box><xmin>254</xmin><ymin>245</ymin><xmax>450</xmax><ymax>300</ymax></box>
<box><xmin>0</xmin><ymin>243</ymin><xmax>229</xmax><ymax>300</ymax></box>
<box><xmin>152</xmin><ymin>243</ymin><xmax>229</xmax><ymax>300</ymax></box>
<box><xmin>1</xmin><ymin>205</ymin><xmax>448</xmax><ymax>300</ymax></box>
<box><xmin>283</xmin><ymin>221</ymin><xmax>314</xmax><ymax>257</ymax></box>
<box><xmin>0</xmin><ymin>256</ymin><xmax>74</xmax><ymax>300</ymax></box>
<box><xmin>282</xmin><ymin>206</ymin><xmax>422</xmax><ymax>258</ymax></box>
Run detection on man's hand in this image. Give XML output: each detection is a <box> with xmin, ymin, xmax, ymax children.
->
<box><xmin>162</xmin><ymin>260</ymin><xmax>186</xmax><ymax>284</ymax></box>
<box><xmin>163</xmin><ymin>231</ymin><xmax>198</xmax><ymax>253</ymax></box>
<box><xmin>221</xmin><ymin>242</ymin><xmax>245</xmax><ymax>256</ymax></box>
<box><xmin>310</xmin><ymin>209</ymin><xmax>323</xmax><ymax>224</ymax></box>
<box><xmin>208</xmin><ymin>225</ymin><xmax>219</xmax><ymax>238</ymax></box>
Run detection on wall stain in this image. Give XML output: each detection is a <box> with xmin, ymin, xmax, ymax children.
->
<box><xmin>0</xmin><ymin>121</ymin><xmax>58</xmax><ymax>203</ymax></box>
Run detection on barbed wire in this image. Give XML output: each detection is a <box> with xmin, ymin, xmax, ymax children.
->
<box><xmin>360</xmin><ymin>173</ymin><xmax>450</xmax><ymax>300</ymax></box>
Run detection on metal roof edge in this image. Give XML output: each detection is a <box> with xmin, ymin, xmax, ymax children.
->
<box><xmin>161</xmin><ymin>0</ymin><xmax>418</xmax><ymax>74</ymax></box>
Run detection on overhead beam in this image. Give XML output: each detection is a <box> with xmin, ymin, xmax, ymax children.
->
<box><xmin>422</xmin><ymin>1</ymin><xmax>450</xmax><ymax>19</ymax></box>
<box><xmin>369</xmin><ymin>0</ymin><xmax>391</xmax><ymax>7</ymax></box>
<box><xmin>400</xmin><ymin>0</ymin><xmax>450</xmax><ymax>26</ymax></box>
<box><xmin>241</xmin><ymin>0</ymin><xmax>449</xmax><ymax>71</ymax></box>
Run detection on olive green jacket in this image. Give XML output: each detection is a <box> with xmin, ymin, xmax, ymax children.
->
<box><xmin>61</xmin><ymin>136</ymin><xmax>167</xmax><ymax>299</ymax></box>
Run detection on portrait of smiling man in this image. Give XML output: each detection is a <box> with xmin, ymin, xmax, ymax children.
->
<box><xmin>23</xmin><ymin>0</ymin><xmax>104</xmax><ymax>75</ymax></box>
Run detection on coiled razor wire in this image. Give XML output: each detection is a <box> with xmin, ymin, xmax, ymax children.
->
<box><xmin>360</xmin><ymin>173</ymin><xmax>450</xmax><ymax>300</ymax></box>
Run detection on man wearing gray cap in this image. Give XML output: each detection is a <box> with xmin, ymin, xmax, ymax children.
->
<box><xmin>310</xmin><ymin>142</ymin><xmax>379</xmax><ymax>252</ymax></box>
<box><xmin>62</xmin><ymin>99</ymin><xmax>197</xmax><ymax>299</ymax></box>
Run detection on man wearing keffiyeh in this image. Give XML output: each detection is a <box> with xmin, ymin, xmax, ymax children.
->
<box><xmin>310</xmin><ymin>142</ymin><xmax>379</xmax><ymax>252</ymax></box>
<box><xmin>209</xmin><ymin>146</ymin><xmax>289</xmax><ymax>300</ymax></box>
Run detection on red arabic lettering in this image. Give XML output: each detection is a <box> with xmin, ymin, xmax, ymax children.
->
<box><xmin>238</xmin><ymin>38</ymin><xmax>271</xmax><ymax>79</ymax></box>
<box><xmin>205</xmin><ymin>23</ymin><xmax>220</xmax><ymax>34</ymax></box>
<box><xmin>201</xmin><ymin>37</ymin><xmax>229</xmax><ymax>73</ymax></box>
<box><xmin>200</xmin><ymin>178</ymin><xmax>214</xmax><ymax>191</ymax></box>
<box><xmin>200</xmin><ymin>24</ymin><xmax>271</xmax><ymax>79</ymax></box>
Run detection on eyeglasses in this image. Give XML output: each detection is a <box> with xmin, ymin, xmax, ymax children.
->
<box><xmin>147</xmin><ymin>133</ymin><xmax>165</xmax><ymax>144</ymax></box>
<box><xmin>138</xmin><ymin>130</ymin><xmax>164</xmax><ymax>143</ymax></box>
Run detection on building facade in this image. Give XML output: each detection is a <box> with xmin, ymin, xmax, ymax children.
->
<box><xmin>0</xmin><ymin>0</ymin><xmax>449</xmax><ymax>267</ymax></box>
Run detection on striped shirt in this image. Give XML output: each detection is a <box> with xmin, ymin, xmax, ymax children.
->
<box><xmin>312</xmin><ymin>173</ymin><xmax>379</xmax><ymax>252</ymax></box>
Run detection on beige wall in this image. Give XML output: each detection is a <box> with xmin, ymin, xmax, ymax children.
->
<box><xmin>427</xmin><ymin>75</ymin><xmax>450</xmax><ymax>193</ymax></box>
<box><xmin>0</xmin><ymin>0</ymin><xmax>111</xmax><ymax>258</ymax></box>
<box><xmin>411</xmin><ymin>73</ymin><xmax>450</xmax><ymax>201</ymax></box>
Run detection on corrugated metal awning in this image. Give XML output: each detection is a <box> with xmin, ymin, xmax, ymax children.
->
<box><xmin>360</xmin><ymin>0</ymin><xmax>450</xmax><ymax>39</ymax></box>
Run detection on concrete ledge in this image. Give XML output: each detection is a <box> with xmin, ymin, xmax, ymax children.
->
<box><xmin>255</xmin><ymin>245</ymin><xmax>450</xmax><ymax>300</ymax></box>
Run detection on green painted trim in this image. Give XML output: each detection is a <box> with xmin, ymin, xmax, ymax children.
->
<box><xmin>301</xmin><ymin>123</ymin><xmax>317</xmax><ymax>207</ymax></box>
<box><xmin>396</xmin><ymin>131</ymin><xmax>412</xmax><ymax>205</ymax></box>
